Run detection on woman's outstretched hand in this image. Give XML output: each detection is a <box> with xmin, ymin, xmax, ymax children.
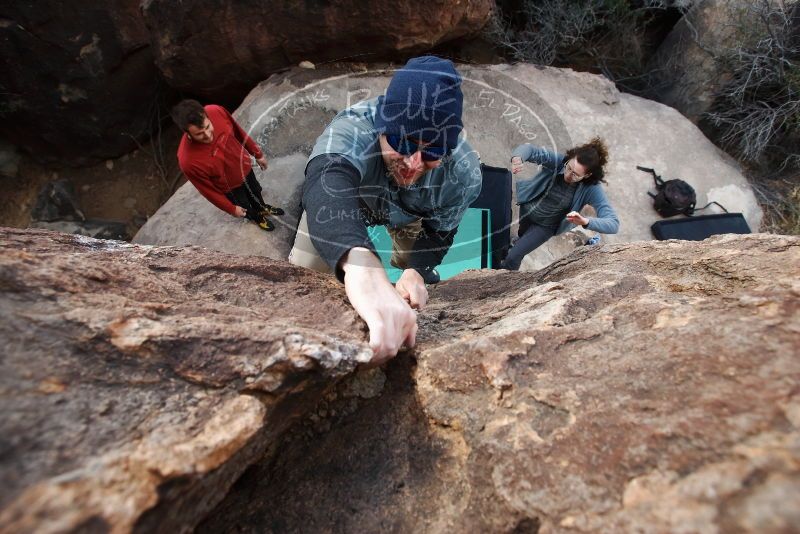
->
<box><xmin>511</xmin><ymin>156</ymin><xmax>524</xmax><ymax>175</ymax></box>
<box><xmin>566</xmin><ymin>211</ymin><xmax>589</xmax><ymax>226</ymax></box>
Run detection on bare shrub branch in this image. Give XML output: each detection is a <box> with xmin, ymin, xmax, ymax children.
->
<box><xmin>704</xmin><ymin>0</ymin><xmax>800</xmax><ymax>170</ymax></box>
<box><xmin>483</xmin><ymin>0</ymin><xmax>678</xmax><ymax>93</ymax></box>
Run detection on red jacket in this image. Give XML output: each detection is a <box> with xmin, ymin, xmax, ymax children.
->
<box><xmin>177</xmin><ymin>105</ymin><xmax>264</xmax><ymax>215</ymax></box>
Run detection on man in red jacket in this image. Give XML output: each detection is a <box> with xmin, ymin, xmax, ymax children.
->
<box><xmin>171</xmin><ymin>99</ymin><xmax>284</xmax><ymax>231</ymax></box>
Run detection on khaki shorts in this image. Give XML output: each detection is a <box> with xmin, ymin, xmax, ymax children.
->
<box><xmin>288</xmin><ymin>210</ymin><xmax>422</xmax><ymax>273</ymax></box>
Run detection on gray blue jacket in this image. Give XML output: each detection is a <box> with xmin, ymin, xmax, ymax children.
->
<box><xmin>309</xmin><ymin>96</ymin><xmax>482</xmax><ymax>231</ymax></box>
<box><xmin>512</xmin><ymin>144</ymin><xmax>619</xmax><ymax>235</ymax></box>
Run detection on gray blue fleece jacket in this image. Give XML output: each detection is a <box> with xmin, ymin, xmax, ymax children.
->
<box><xmin>512</xmin><ymin>143</ymin><xmax>619</xmax><ymax>235</ymax></box>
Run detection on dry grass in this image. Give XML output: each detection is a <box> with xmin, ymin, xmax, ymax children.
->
<box><xmin>704</xmin><ymin>1</ymin><xmax>800</xmax><ymax>173</ymax></box>
<box><xmin>703</xmin><ymin>1</ymin><xmax>800</xmax><ymax>235</ymax></box>
<box><xmin>483</xmin><ymin>0</ymin><xmax>678</xmax><ymax>93</ymax></box>
<box><xmin>751</xmin><ymin>174</ymin><xmax>800</xmax><ymax>234</ymax></box>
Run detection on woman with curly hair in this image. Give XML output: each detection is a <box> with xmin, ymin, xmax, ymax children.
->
<box><xmin>500</xmin><ymin>137</ymin><xmax>619</xmax><ymax>270</ymax></box>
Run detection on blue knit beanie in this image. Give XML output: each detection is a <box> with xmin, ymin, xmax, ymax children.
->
<box><xmin>374</xmin><ymin>56</ymin><xmax>463</xmax><ymax>151</ymax></box>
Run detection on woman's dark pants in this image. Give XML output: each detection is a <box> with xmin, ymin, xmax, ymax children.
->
<box><xmin>501</xmin><ymin>218</ymin><xmax>557</xmax><ymax>270</ymax></box>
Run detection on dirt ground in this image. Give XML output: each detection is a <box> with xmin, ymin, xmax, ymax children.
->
<box><xmin>0</xmin><ymin>126</ymin><xmax>186</xmax><ymax>238</ymax></box>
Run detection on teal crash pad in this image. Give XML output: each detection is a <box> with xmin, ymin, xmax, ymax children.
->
<box><xmin>367</xmin><ymin>208</ymin><xmax>491</xmax><ymax>283</ymax></box>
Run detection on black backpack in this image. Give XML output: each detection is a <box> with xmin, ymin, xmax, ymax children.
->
<box><xmin>638</xmin><ymin>166</ymin><xmax>727</xmax><ymax>218</ymax></box>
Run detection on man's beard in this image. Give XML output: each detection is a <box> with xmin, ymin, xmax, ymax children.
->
<box><xmin>385</xmin><ymin>159</ymin><xmax>422</xmax><ymax>186</ymax></box>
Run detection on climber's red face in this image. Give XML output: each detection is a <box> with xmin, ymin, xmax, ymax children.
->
<box><xmin>187</xmin><ymin>116</ymin><xmax>214</xmax><ymax>144</ymax></box>
<box><xmin>379</xmin><ymin>134</ymin><xmax>442</xmax><ymax>187</ymax></box>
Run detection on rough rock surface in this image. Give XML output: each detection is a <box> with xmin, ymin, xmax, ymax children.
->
<box><xmin>202</xmin><ymin>233</ymin><xmax>800</xmax><ymax>533</ymax></box>
<box><xmin>30</xmin><ymin>219</ymin><xmax>131</xmax><ymax>241</ymax></box>
<box><xmin>140</xmin><ymin>0</ymin><xmax>493</xmax><ymax>102</ymax></box>
<box><xmin>0</xmin><ymin>1</ymin><xmax>161</xmax><ymax>165</ymax></box>
<box><xmin>0</xmin><ymin>227</ymin><xmax>370</xmax><ymax>533</ymax></box>
<box><xmin>135</xmin><ymin>63</ymin><xmax>763</xmax><ymax>270</ymax></box>
<box><xmin>2</xmin><ymin>229</ymin><xmax>799</xmax><ymax>532</ymax></box>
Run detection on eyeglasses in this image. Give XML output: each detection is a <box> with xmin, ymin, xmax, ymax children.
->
<box><xmin>385</xmin><ymin>134</ymin><xmax>447</xmax><ymax>162</ymax></box>
<box><xmin>563</xmin><ymin>160</ymin><xmax>590</xmax><ymax>181</ymax></box>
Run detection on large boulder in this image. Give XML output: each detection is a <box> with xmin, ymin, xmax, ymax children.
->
<box><xmin>0</xmin><ymin>1</ymin><xmax>162</xmax><ymax>166</ymax></box>
<box><xmin>201</xmin><ymin>233</ymin><xmax>800</xmax><ymax>533</ymax></box>
<box><xmin>139</xmin><ymin>0</ymin><xmax>493</xmax><ymax>103</ymax></box>
<box><xmin>136</xmin><ymin>63</ymin><xmax>763</xmax><ymax>270</ymax></box>
<box><xmin>0</xmin><ymin>227</ymin><xmax>369</xmax><ymax>533</ymax></box>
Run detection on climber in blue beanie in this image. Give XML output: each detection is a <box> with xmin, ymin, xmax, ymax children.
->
<box><xmin>289</xmin><ymin>56</ymin><xmax>482</xmax><ymax>365</ymax></box>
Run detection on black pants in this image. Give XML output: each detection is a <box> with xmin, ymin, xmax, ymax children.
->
<box><xmin>226</xmin><ymin>171</ymin><xmax>265</xmax><ymax>222</ymax></box>
<box><xmin>501</xmin><ymin>217</ymin><xmax>557</xmax><ymax>270</ymax></box>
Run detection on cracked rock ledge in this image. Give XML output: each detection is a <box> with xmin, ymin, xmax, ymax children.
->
<box><xmin>1</xmin><ymin>228</ymin><xmax>798</xmax><ymax>533</ymax></box>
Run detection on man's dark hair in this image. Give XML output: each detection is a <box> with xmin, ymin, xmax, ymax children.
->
<box><xmin>170</xmin><ymin>99</ymin><xmax>206</xmax><ymax>131</ymax></box>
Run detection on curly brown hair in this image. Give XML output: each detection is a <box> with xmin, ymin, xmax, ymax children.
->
<box><xmin>564</xmin><ymin>137</ymin><xmax>609</xmax><ymax>185</ymax></box>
